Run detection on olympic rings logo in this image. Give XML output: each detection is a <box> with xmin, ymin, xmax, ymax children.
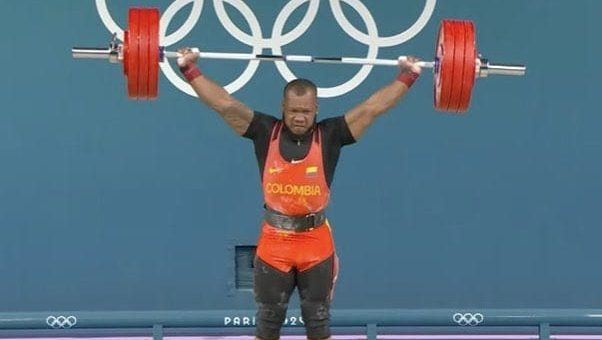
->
<box><xmin>452</xmin><ymin>312</ymin><xmax>484</xmax><ymax>326</ymax></box>
<box><xmin>46</xmin><ymin>315</ymin><xmax>78</xmax><ymax>329</ymax></box>
<box><xmin>95</xmin><ymin>0</ymin><xmax>436</xmax><ymax>98</ymax></box>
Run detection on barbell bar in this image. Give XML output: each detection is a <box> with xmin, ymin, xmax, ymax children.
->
<box><xmin>72</xmin><ymin>7</ymin><xmax>526</xmax><ymax>112</ymax></box>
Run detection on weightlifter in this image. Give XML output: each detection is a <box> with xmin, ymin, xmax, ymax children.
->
<box><xmin>177</xmin><ymin>47</ymin><xmax>421</xmax><ymax>340</ymax></box>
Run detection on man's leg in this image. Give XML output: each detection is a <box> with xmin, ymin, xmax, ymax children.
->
<box><xmin>297</xmin><ymin>254</ymin><xmax>338</xmax><ymax>340</ymax></box>
<box><xmin>254</xmin><ymin>256</ymin><xmax>296</xmax><ymax>340</ymax></box>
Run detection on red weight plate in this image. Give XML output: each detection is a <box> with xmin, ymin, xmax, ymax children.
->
<box><xmin>123</xmin><ymin>30</ymin><xmax>129</xmax><ymax>76</ymax></box>
<box><xmin>127</xmin><ymin>8</ymin><xmax>140</xmax><ymax>99</ymax></box>
<box><xmin>434</xmin><ymin>20</ymin><xmax>455</xmax><ymax>111</ymax></box>
<box><xmin>137</xmin><ymin>8</ymin><xmax>150</xmax><ymax>99</ymax></box>
<box><xmin>147</xmin><ymin>8</ymin><xmax>160</xmax><ymax>99</ymax></box>
<box><xmin>433</xmin><ymin>21</ymin><xmax>444</xmax><ymax>109</ymax></box>
<box><xmin>446</xmin><ymin>20</ymin><xmax>466</xmax><ymax>112</ymax></box>
<box><xmin>458</xmin><ymin>20</ymin><xmax>476</xmax><ymax>112</ymax></box>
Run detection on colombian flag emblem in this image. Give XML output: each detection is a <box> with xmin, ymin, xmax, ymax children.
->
<box><xmin>305</xmin><ymin>166</ymin><xmax>318</xmax><ymax>177</ymax></box>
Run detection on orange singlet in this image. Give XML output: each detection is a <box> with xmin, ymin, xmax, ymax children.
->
<box><xmin>257</xmin><ymin>122</ymin><xmax>335</xmax><ymax>273</ymax></box>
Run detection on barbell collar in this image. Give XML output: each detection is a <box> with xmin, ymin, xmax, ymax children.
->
<box><xmin>72</xmin><ymin>33</ymin><xmax>122</xmax><ymax>63</ymax></box>
<box><xmin>72</xmin><ymin>46</ymin><xmax>121</xmax><ymax>63</ymax></box>
<box><xmin>478</xmin><ymin>58</ymin><xmax>526</xmax><ymax>77</ymax></box>
<box><xmin>72</xmin><ymin>47</ymin><xmax>112</xmax><ymax>59</ymax></box>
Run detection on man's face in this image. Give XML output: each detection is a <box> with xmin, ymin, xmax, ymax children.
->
<box><xmin>282</xmin><ymin>90</ymin><xmax>318</xmax><ymax>136</ymax></box>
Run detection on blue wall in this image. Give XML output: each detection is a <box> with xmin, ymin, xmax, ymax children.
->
<box><xmin>1</xmin><ymin>0</ymin><xmax>601</xmax><ymax>313</ymax></box>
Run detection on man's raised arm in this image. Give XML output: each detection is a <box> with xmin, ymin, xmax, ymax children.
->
<box><xmin>178</xmin><ymin>48</ymin><xmax>254</xmax><ymax>136</ymax></box>
<box><xmin>344</xmin><ymin>56</ymin><xmax>422</xmax><ymax>141</ymax></box>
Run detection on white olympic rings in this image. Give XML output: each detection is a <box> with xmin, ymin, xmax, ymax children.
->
<box><xmin>46</xmin><ymin>315</ymin><xmax>78</xmax><ymax>329</ymax></box>
<box><xmin>95</xmin><ymin>0</ymin><xmax>437</xmax><ymax>98</ymax></box>
<box><xmin>452</xmin><ymin>312</ymin><xmax>485</xmax><ymax>326</ymax></box>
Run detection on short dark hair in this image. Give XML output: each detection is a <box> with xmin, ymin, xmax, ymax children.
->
<box><xmin>283</xmin><ymin>78</ymin><xmax>317</xmax><ymax>98</ymax></box>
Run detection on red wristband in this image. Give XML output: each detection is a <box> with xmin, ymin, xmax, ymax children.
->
<box><xmin>180</xmin><ymin>63</ymin><xmax>202</xmax><ymax>82</ymax></box>
<box><xmin>397</xmin><ymin>70</ymin><xmax>420</xmax><ymax>88</ymax></box>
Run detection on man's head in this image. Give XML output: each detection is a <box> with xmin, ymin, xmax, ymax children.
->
<box><xmin>282</xmin><ymin>79</ymin><xmax>318</xmax><ymax>136</ymax></box>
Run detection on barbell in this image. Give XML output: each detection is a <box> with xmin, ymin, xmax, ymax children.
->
<box><xmin>72</xmin><ymin>7</ymin><xmax>526</xmax><ymax>113</ymax></box>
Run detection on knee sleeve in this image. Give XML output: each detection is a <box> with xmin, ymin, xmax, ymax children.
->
<box><xmin>254</xmin><ymin>257</ymin><xmax>296</xmax><ymax>340</ymax></box>
<box><xmin>297</xmin><ymin>255</ymin><xmax>336</xmax><ymax>340</ymax></box>
<box><xmin>255</xmin><ymin>302</ymin><xmax>288</xmax><ymax>340</ymax></box>
<box><xmin>300</xmin><ymin>300</ymin><xmax>331</xmax><ymax>340</ymax></box>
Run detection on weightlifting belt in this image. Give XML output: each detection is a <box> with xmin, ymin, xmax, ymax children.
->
<box><xmin>264</xmin><ymin>207</ymin><xmax>326</xmax><ymax>232</ymax></box>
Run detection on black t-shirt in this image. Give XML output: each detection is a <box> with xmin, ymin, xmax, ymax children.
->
<box><xmin>243</xmin><ymin>111</ymin><xmax>356</xmax><ymax>187</ymax></box>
